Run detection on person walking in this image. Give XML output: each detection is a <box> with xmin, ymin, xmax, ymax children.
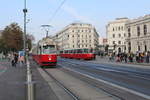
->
<box><xmin>11</xmin><ymin>53</ymin><xmax>18</xmax><ymax>67</ymax></box>
<box><xmin>146</xmin><ymin>51</ymin><xmax>150</xmax><ymax>63</ymax></box>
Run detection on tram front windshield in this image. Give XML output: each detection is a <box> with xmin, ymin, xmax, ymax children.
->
<box><xmin>42</xmin><ymin>45</ymin><xmax>56</xmax><ymax>54</ymax></box>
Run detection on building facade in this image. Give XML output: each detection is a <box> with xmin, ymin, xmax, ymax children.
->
<box><xmin>126</xmin><ymin>15</ymin><xmax>150</xmax><ymax>53</ymax></box>
<box><xmin>106</xmin><ymin>18</ymin><xmax>129</xmax><ymax>53</ymax></box>
<box><xmin>98</xmin><ymin>37</ymin><xmax>107</xmax><ymax>52</ymax></box>
<box><xmin>53</xmin><ymin>23</ymin><xmax>99</xmax><ymax>51</ymax></box>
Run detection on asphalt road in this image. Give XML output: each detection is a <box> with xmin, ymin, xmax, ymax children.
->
<box><xmin>58</xmin><ymin>58</ymin><xmax>150</xmax><ymax>100</ymax></box>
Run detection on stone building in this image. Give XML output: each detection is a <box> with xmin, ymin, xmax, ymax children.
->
<box><xmin>98</xmin><ymin>37</ymin><xmax>107</xmax><ymax>52</ymax></box>
<box><xmin>126</xmin><ymin>15</ymin><xmax>150</xmax><ymax>53</ymax></box>
<box><xmin>52</xmin><ymin>23</ymin><xmax>99</xmax><ymax>51</ymax></box>
<box><xmin>106</xmin><ymin>18</ymin><xmax>129</xmax><ymax>53</ymax></box>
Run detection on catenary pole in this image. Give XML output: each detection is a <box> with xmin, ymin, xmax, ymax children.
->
<box><xmin>23</xmin><ymin>0</ymin><xmax>27</xmax><ymax>62</ymax></box>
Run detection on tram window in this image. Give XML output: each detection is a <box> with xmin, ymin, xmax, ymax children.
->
<box><xmin>42</xmin><ymin>45</ymin><xmax>56</xmax><ymax>54</ymax></box>
<box><xmin>74</xmin><ymin>49</ymin><xmax>77</xmax><ymax>54</ymax></box>
<box><xmin>79</xmin><ymin>49</ymin><xmax>82</xmax><ymax>53</ymax></box>
<box><xmin>84</xmin><ymin>49</ymin><xmax>89</xmax><ymax>53</ymax></box>
<box><xmin>65</xmin><ymin>50</ymin><xmax>67</xmax><ymax>53</ymax></box>
<box><xmin>89</xmin><ymin>49</ymin><xmax>93</xmax><ymax>53</ymax></box>
<box><xmin>70</xmin><ymin>50</ymin><xmax>72</xmax><ymax>53</ymax></box>
<box><xmin>77</xmin><ymin>49</ymin><xmax>79</xmax><ymax>53</ymax></box>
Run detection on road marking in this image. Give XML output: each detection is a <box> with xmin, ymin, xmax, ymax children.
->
<box><xmin>58</xmin><ymin>64</ymin><xmax>150</xmax><ymax>100</ymax></box>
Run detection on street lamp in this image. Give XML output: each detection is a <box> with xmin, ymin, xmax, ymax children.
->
<box><xmin>23</xmin><ymin>0</ymin><xmax>27</xmax><ymax>62</ymax></box>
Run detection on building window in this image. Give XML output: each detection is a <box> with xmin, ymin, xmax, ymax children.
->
<box><xmin>113</xmin><ymin>34</ymin><xmax>115</xmax><ymax>38</ymax></box>
<box><xmin>128</xmin><ymin>42</ymin><xmax>131</xmax><ymax>53</ymax></box>
<box><xmin>68</xmin><ymin>35</ymin><xmax>69</xmax><ymax>37</ymax></box>
<box><xmin>72</xmin><ymin>35</ymin><xmax>74</xmax><ymax>37</ymax></box>
<box><xmin>128</xmin><ymin>28</ymin><xmax>131</xmax><ymax>37</ymax></box>
<box><xmin>113</xmin><ymin>41</ymin><xmax>115</xmax><ymax>44</ymax></box>
<box><xmin>144</xmin><ymin>25</ymin><xmax>147</xmax><ymax>35</ymax></box>
<box><xmin>82</xmin><ymin>30</ymin><xmax>84</xmax><ymax>32</ymax></box>
<box><xmin>124</xmin><ymin>33</ymin><xmax>126</xmax><ymax>37</ymax></box>
<box><xmin>118</xmin><ymin>27</ymin><xmax>120</xmax><ymax>31</ymax></box>
<box><xmin>137</xmin><ymin>26</ymin><xmax>140</xmax><ymax>36</ymax></box>
<box><xmin>89</xmin><ymin>30</ymin><xmax>91</xmax><ymax>33</ymax></box>
<box><xmin>72</xmin><ymin>30</ymin><xmax>74</xmax><ymax>32</ymax></box>
<box><xmin>118</xmin><ymin>41</ymin><xmax>121</xmax><ymax>44</ymax></box>
<box><xmin>145</xmin><ymin>45</ymin><xmax>147</xmax><ymax>52</ymax></box>
<box><xmin>118</xmin><ymin>34</ymin><xmax>121</xmax><ymax>37</ymax></box>
<box><xmin>113</xmin><ymin>28</ymin><xmax>115</xmax><ymax>31</ymax></box>
<box><xmin>138</xmin><ymin>45</ymin><xmax>140</xmax><ymax>51</ymax></box>
<box><xmin>121</xmin><ymin>26</ymin><xmax>123</xmax><ymax>30</ymax></box>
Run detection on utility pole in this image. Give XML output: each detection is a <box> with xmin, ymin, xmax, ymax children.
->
<box><xmin>23</xmin><ymin>0</ymin><xmax>27</xmax><ymax>62</ymax></box>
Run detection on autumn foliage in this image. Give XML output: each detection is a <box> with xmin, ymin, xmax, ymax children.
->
<box><xmin>0</xmin><ymin>23</ymin><xmax>34</xmax><ymax>53</ymax></box>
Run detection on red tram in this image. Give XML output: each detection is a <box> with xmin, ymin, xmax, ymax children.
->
<box><xmin>32</xmin><ymin>38</ymin><xmax>57</xmax><ymax>66</ymax></box>
<box><xmin>59</xmin><ymin>48</ymin><xmax>95</xmax><ymax>60</ymax></box>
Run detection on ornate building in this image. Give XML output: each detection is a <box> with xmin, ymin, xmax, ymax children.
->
<box><xmin>106</xmin><ymin>18</ymin><xmax>129</xmax><ymax>53</ymax></box>
<box><xmin>52</xmin><ymin>23</ymin><xmax>99</xmax><ymax>51</ymax></box>
<box><xmin>126</xmin><ymin>15</ymin><xmax>150</xmax><ymax>53</ymax></box>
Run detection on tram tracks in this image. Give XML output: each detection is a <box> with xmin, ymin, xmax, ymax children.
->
<box><xmin>41</xmin><ymin>68</ymin><xmax>79</xmax><ymax>100</ymax></box>
<box><xmin>58</xmin><ymin>60</ymin><xmax>150</xmax><ymax>100</ymax></box>
<box><xmin>57</xmin><ymin>64</ymin><xmax>122</xmax><ymax>100</ymax></box>
<box><xmin>39</xmin><ymin>66</ymin><xmax>119</xmax><ymax>100</ymax></box>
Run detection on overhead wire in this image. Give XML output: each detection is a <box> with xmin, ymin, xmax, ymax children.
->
<box><xmin>48</xmin><ymin>0</ymin><xmax>67</xmax><ymax>23</ymax></box>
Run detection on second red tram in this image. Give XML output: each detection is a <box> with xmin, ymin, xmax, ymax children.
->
<box><xmin>32</xmin><ymin>38</ymin><xmax>57</xmax><ymax>66</ymax></box>
<box><xmin>59</xmin><ymin>48</ymin><xmax>95</xmax><ymax>60</ymax></box>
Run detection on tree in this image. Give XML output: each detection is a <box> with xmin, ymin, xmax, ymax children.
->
<box><xmin>26</xmin><ymin>34</ymin><xmax>35</xmax><ymax>51</ymax></box>
<box><xmin>1</xmin><ymin>23</ymin><xmax>23</xmax><ymax>52</ymax></box>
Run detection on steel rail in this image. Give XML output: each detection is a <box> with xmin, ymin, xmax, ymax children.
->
<box><xmin>43</xmin><ymin>69</ymin><xmax>79</xmax><ymax>100</ymax></box>
<box><xmin>58</xmin><ymin>63</ymin><xmax>122</xmax><ymax>100</ymax></box>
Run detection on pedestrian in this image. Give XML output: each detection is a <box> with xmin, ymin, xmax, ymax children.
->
<box><xmin>124</xmin><ymin>53</ymin><xmax>128</xmax><ymax>63</ymax></box>
<box><xmin>146</xmin><ymin>51</ymin><xmax>150</xmax><ymax>63</ymax></box>
<box><xmin>19</xmin><ymin>56</ymin><xmax>24</xmax><ymax>65</ymax></box>
<box><xmin>11</xmin><ymin>53</ymin><xmax>18</xmax><ymax>67</ymax></box>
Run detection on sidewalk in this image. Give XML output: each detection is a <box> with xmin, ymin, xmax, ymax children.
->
<box><xmin>0</xmin><ymin>59</ymin><xmax>59</xmax><ymax>100</ymax></box>
<box><xmin>0</xmin><ymin>60</ymin><xmax>26</xmax><ymax>100</ymax></box>
<box><xmin>90</xmin><ymin>56</ymin><xmax>150</xmax><ymax>69</ymax></box>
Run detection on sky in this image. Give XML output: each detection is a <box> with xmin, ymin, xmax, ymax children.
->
<box><xmin>0</xmin><ymin>0</ymin><xmax>150</xmax><ymax>42</ymax></box>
